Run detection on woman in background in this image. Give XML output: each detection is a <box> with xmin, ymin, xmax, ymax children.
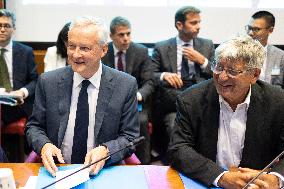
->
<box><xmin>44</xmin><ymin>22</ymin><xmax>70</xmax><ymax>72</ymax></box>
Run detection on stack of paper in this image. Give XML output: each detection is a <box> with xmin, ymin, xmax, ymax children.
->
<box><xmin>0</xmin><ymin>91</ymin><xmax>20</xmax><ymax>106</ymax></box>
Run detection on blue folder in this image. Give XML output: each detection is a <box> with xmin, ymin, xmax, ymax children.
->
<box><xmin>36</xmin><ymin>165</ymin><xmax>149</xmax><ymax>189</ymax></box>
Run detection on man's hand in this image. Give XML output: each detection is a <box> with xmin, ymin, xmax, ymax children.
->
<box><xmin>163</xmin><ymin>72</ymin><xmax>183</xmax><ymax>89</ymax></box>
<box><xmin>9</xmin><ymin>90</ymin><xmax>25</xmax><ymax>105</ymax></box>
<box><xmin>218</xmin><ymin>171</ymin><xmax>254</xmax><ymax>189</ymax></box>
<box><xmin>41</xmin><ymin>143</ymin><xmax>65</xmax><ymax>177</ymax></box>
<box><xmin>239</xmin><ymin>167</ymin><xmax>279</xmax><ymax>189</ymax></box>
<box><xmin>183</xmin><ymin>47</ymin><xmax>205</xmax><ymax>65</ymax></box>
<box><xmin>84</xmin><ymin>146</ymin><xmax>109</xmax><ymax>175</ymax></box>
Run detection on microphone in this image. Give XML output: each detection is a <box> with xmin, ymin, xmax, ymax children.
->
<box><xmin>41</xmin><ymin>136</ymin><xmax>145</xmax><ymax>189</ymax></box>
<box><xmin>242</xmin><ymin>150</ymin><xmax>284</xmax><ymax>189</ymax></box>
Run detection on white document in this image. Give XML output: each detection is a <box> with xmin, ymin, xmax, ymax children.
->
<box><xmin>21</xmin><ymin>176</ymin><xmax>38</xmax><ymax>189</ymax></box>
<box><xmin>55</xmin><ymin>166</ymin><xmax>90</xmax><ymax>189</ymax></box>
<box><xmin>0</xmin><ymin>89</ymin><xmax>21</xmax><ymax>106</ymax></box>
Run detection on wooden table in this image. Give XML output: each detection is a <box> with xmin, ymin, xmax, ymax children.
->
<box><xmin>0</xmin><ymin>163</ymin><xmax>185</xmax><ymax>189</ymax></box>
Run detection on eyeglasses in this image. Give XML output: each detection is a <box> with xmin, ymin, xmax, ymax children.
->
<box><xmin>0</xmin><ymin>24</ymin><xmax>12</xmax><ymax>30</ymax></box>
<box><xmin>212</xmin><ymin>64</ymin><xmax>254</xmax><ymax>78</ymax></box>
<box><xmin>245</xmin><ymin>25</ymin><xmax>269</xmax><ymax>33</ymax></box>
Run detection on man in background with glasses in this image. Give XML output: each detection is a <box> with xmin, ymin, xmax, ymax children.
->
<box><xmin>168</xmin><ymin>35</ymin><xmax>284</xmax><ymax>189</ymax></box>
<box><xmin>0</xmin><ymin>9</ymin><xmax>38</xmax><ymax>126</ymax></box>
<box><xmin>246</xmin><ymin>11</ymin><xmax>284</xmax><ymax>88</ymax></box>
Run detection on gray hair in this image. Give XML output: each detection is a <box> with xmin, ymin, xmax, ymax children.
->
<box><xmin>69</xmin><ymin>16</ymin><xmax>108</xmax><ymax>45</ymax></box>
<box><xmin>0</xmin><ymin>9</ymin><xmax>16</xmax><ymax>28</ymax></box>
<box><xmin>110</xmin><ymin>16</ymin><xmax>131</xmax><ymax>34</ymax></box>
<box><xmin>214</xmin><ymin>34</ymin><xmax>265</xmax><ymax>69</ymax></box>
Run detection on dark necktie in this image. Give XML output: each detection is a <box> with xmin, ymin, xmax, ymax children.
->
<box><xmin>71</xmin><ymin>80</ymin><xmax>91</xmax><ymax>164</ymax></box>
<box><xmin>0</xmin><ymin>48</ymin><xmax>12</xmax><ymax>92</ymax></box>
<box><xmin>181</xmin><ymin>44</ymin><xmax>196</xmax><ymax>80</ymax></box>
<box><xmin>117</xmin><ymin>51</ymin><xmax>124</xmax><ymax>71</ymax></box>
<box><xmin>181</xmin><ymin>44</ymin><xmax>190</xmax><ymax>80</ymax></box>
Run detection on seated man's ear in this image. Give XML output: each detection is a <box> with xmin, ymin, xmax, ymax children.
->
<box><xmin>250</xmin><ymin>68</ymin><xmax>261</xmax><ymax>84</ymax></box>
<box><xmin>101</xmin><ymin>43</ymin><xmax>108</xmax><ymax>58</ymax></box>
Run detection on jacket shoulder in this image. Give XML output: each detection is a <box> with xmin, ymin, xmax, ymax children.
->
<box><xmin>154</xmin><ymin>38</ymin><xmax>175</xmax><ymax>48</ymax></box>
<box><xmin>13</xmin><ymin>41</ymin><xmax>34</xmax><ymax>52</ymax></box>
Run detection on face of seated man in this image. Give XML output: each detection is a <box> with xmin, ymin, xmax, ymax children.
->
<box><xmin>67</xmin><ymin>24</ymin><xmax>108</xmax><ymax>79</ymax></box>
<box><xmin>110</xmin><ymin>25</ymin><xmax>131</xmax><ymax>51</ymax></box>
<box><xmin>176</xmin><ymin>12</ymin><xmax>201</xmax><ymax>41</ymax></box>
<box><xmin>213</xmin><ymin>58</ymin><xmax>260</xmax><ymax>110</ymax></box>
<box><xmin>246</xmin><ymin>17</ymin><xmax>273</xmax><ymax>47</ymax></box>
<box><xmin>0</xmin><ymin>16</ymin><xmax>14</xmax><ymax>47</ymax></box>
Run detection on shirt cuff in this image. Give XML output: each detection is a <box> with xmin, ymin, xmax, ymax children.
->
<box><xmin>160</xmin><ymin>72</ymin><xmax>165</xmax><ymax>81</ymax></box>
<box><xmin>200</xmin><ymin>58</ymin><xmax>208</xmax><ymax>69</ymax></box>
<box><xmin>269</xmin><ymin>172</ymin><xmax>284</xmax><ymax>188</ymax></box>
<box><xmin>137</xmin><ymin>92</ymin><xmax>142</xmax><ymax>101</ymax></box>
<box><xmin>20</xmin><ymin>88</ymin><xmax>29</xmax><ymax>99</ymax></box>
<box><xmin>213</xmin><ymin>171</ymin><xmax>228</xmax><ymax>187</ymax></box>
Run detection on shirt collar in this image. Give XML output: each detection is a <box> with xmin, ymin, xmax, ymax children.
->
<box><xmin>219</xmin><ymin>85</ymin><xmax>252</xmax><ymax>111</ymax></box>
<box><xmin>176</xmin><ymin>36</ymin><xmax>193</xmax><ymax>46</ymax></box>
<box><xmin>264</xmin><ymin>44</ymin><xmax>268</xmax><ymax>50</ymax></box>
<box><xmin>112</xmin><ymin>43</ymin><xmax>126</xmax><ymax>56</ymax></box>
<box><xmin>1</xmin><ymin>40</ymin><xmax>13</xmax><ymax>51</ymax></box>
<box><xmin>73</xmin><ymin>61</ymin><xmax>102</xmax><ymax>89</ymax></box>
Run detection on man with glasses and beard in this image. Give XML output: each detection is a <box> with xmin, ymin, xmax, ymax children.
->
<box><xmin>168</xmin><ymin>35</ymin><xmax>284</xmax><ymax>189</ymax></box>
<box><xmin>246</xmin><ymin>11</ymin><xmax>284</xmax><ymax>88</ymax></box>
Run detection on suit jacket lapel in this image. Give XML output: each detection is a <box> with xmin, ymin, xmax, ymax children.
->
<box><xmin>205</xmin><ymin>82</ymin><xmax>220</xmax><ymax>161</ymax></box>
<box><xmin>193</xmin><ymin>38</ymin><xmax>202</xmax><ymax>75</ymax></box>
<box><xmin>12</xmin><ymin>42</ymin><xmax>21</xmax><ymax>88</ymax></box>
<box><xmin>240</xmin><ymin>83</ymin><xmax>266</xmax><ymax>166</ymax></box>
<box><xmin>57</xmin><ymin>67</ymin><xmax>74</xmax><ymax>147</ymax></box>
<box><xmin>168</xmin><ymin>38</ymin><xmax>177</xmax><ymax>73</ymax></box>
<box><xmin>266</xmin><ymin>45</ymin><xmax>274</xmax><ymax>72</ymax></box>
<box><xmin>125</xmin><ymin>43</ymin><xmax>134</xmax><ymax>74</ymax></box>
<box><xmin>94</xmin><ymin>65</ymin><xmax>114</xmax><ymax>144</ymax></box>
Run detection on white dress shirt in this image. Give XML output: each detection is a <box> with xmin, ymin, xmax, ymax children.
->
<box><xmin>259</xmin><ymin>45</ymin><xmax>269</xmax><ymax>82</ymax></box>
<box><xmin>216</xmin><ymin>87</ymin><xmax>251</xmax><ymax>169</ymax></box>
<box><xmin>213</xmin><ymin>87</ymin><xmax>251</xmax><ymax>186</ymax></box>
<box><xmin>61</xmin><ymin>62</ymin><xmax>102</xmax><ymax>163</ymax></box>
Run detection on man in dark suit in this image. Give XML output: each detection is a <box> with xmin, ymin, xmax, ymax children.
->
<box><xmin>168</xmin><ymin>35</ymin><xmax>284</xmax><ymax>188</ymax></box>
<box><xmin>102</xmin><ymin>16</ymin><xmax>154</xmax><ymax>164</ymax></box>
<box><xmin>246</xmin><ymin>11</ymin><xmax>284</xmax><ymax>88</ymax></box>
<box><xmin>0</xmin><ymin>9</ymin><xmax>38</xmax><ymax>124</ymax></box>
<box><xmin>25</xmin><ymin>16</ymin><xmax>139</xmax><ymax>176</ymax></box>
<box><xmin>151</xmin><ymin>6</ymin><xmax>215</xmax><ymax>156</ymax></box>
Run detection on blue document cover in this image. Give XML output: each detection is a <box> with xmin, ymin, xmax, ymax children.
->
<box><xmin>179</xmin><ymin>173</ymin><xmax>222</xmax><ymax>189</ymax></box>
<box><xmin>36</xmin><ymin>165</ymin><xmax>149</xmax><ymax>189</ymax></box>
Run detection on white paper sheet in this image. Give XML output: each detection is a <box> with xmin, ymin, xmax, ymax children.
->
<box><xmin>55</xmin><ymin>166</ymin><xmax>90</xmax><ymax>189</ymax></box>
<box><xmin>21</xmin><ymin>176</ymin><xmax>37</xmax><ymax>189</ymax></box>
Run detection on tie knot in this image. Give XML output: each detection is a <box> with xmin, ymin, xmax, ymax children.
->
<box><xmin>81</xmin><ymin>80</ymin><xmax>91</xmax><ymax>89</ymax></box>
<box><xmin>183</xmin><ymin>43</ymin><xmax>191</xmax><ymax>47</ymax></box>
<box><xmin>117</xmin><ymin>51</ymin><xmax>123</xmax><ymax>56</ymax></box>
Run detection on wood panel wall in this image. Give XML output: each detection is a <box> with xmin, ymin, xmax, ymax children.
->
<box><xmin>34</xmin><ymin>50</ymin><xmax>46</xmax><ymax>74</ymax></box>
